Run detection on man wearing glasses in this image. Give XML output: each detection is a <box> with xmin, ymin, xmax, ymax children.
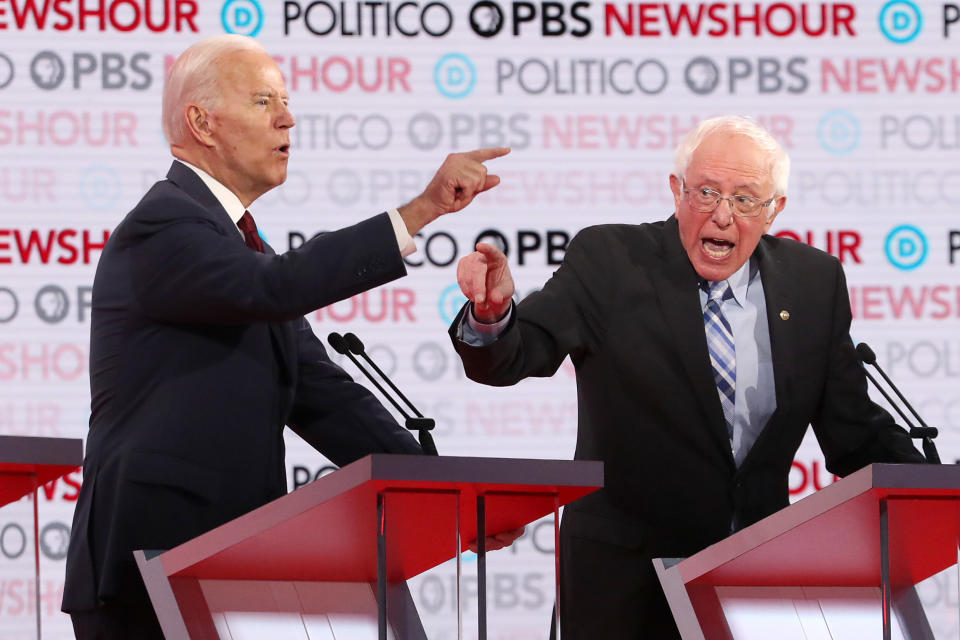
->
<box><xmin>448</xmin><ymin>115</ymin><xmax>924</xmax><ymax>638</ymax></box>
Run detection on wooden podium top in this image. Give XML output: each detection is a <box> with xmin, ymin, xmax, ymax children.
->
<box><xmin>155</xmin><ymin>454</ymin><xmax>603</xmax><ymax>583</ymax></box>
<box><xmin>0</xmin><ymin>435</ymin><xmax>83</xmax><ymax>507</ymax></box>
<box><xmin>673</xmin><ymin>463</ymin><xmax>960</xmax><ymax>589</ymax></box>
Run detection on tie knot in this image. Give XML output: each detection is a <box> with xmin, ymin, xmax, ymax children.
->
<box><xmin>238</xmin><ymin>210</ymin><xmax>264</xmax><ymax>253</ymax></box>
<box><xmin>704</xmin><ymin>280</ymin><xmax>732</xmax><ymax>303</ymax></box>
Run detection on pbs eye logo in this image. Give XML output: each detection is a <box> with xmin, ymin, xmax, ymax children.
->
<box><xmin>222</xmin><ymin>0</ymin><xmax>264</xmax><ymax>37</ymax></box>
<box><xmin>879</xmin><ymin>0</ymin><xmax>922</xmax><ymax>44</ymax></box>
<box><xmin>885</xmin><ymin>225</ymin><xmax>928</xmax><ymax>270</ymax></box>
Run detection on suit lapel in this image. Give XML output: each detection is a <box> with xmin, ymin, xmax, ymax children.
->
<box><xmin>650</xmin><ymin>217</ymin><xmax>734</xmax><ymax>456</ymax></box>
<box><xmin>166</xmin><ymin>161</ymin><xmax>296</xmax><ymax>383</ymax></box>
<box><xmin>755</xmin><ymin>238</ymin><xmax>794</xmax><ymax>419</ymax></box>
<box><xmin>165</xmin><ymin>161</ymin><xmax>246</xmax><ymax>246</ymax></box>
<box><xmin>262</xmin><ymin>242</ymin><xmax>297</xmax><ymax>385</ymax></box>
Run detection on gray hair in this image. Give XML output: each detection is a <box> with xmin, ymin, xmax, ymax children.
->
<box><xmin>162</xmin><ymin>35</ymin><xmax>267</xmax><ymax>145</ymax></box>
<box><xmin>672</xmin><ymin>115</ymin><xmax>790</xmax><ymax>197</ymax></box>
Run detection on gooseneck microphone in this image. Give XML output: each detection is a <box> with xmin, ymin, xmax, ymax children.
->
<box><xmin>855</xmin><ymin>342</ymin><xmax>940</xmax><ymax>464</ymax></box>
<box><xmin>327</xmin><ymin>332</ymin><xmax>439</xmax><ymax>456</ymax></box>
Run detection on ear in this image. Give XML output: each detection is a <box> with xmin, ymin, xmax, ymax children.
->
<box><xmin>669</xmin><ymin>174</ymin><xmax>682</xmax><ymax>212</ymax></box>
<box><xmin>184</xmin><ymin>104</ymin><xmax>215</xmax><ymax>147</ymax></box>
<box><xmin>763</xmin><ymin>196</ymin><xmax>786</xmax><ymax>231</ymax></box>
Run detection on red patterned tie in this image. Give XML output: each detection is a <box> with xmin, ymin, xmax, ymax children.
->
<box><xmin>237</xmin><ymin>210</ymin><xmax>264</xmax><ymax>253</ymax></box>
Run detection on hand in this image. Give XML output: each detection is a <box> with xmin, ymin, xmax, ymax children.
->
<box><xmin>399</xmin><ymin>147</ymin><xmax>510</xmax><ymax>235</ymax></box>
<box><xmin>467</xmin><ymin>526</ymin><xmax>526</xmax><ymax>553</ymax></box>
<box><xmin>457</xmin><ymin>243</ymin><xmax>514</xmax><ymax>323</ymax></box>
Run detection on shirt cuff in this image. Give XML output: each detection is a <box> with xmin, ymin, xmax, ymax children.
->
<box><xmin>459</xmin><ymin>303</ymin><xmax>513</xmax><ymax>346</ymax></box>
<box><xmin>388</xmin><ymin>209</ymin><xmax>416</xmax><ymax>257</ymax></box>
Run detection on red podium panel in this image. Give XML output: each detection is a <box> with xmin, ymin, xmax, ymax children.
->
<box><xmin>0</xmin><ymin>435</ymin><xmax>82</xmax><ymax>507</ymax></box>
<box><xmin>137</xmin><ymin>454</ymin><xmax>603</xmax><ymax>640</ymax></box>
<box><xmin>0</xmin><ymin>436</ymin><xmax>83</xmax><ymax>640</ymax></box>
<box><xmin>655</xmin><ymin>463</ymin><xmax>960</xmax><ymax>640</ymax></box>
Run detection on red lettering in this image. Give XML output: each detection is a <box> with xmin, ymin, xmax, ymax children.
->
<box><xmin>833</xmin><ymin>3</ymin><xmax>854</xmax><ymax>36</ymax></box>
<box><xmin>82</xmin><ymin>229</ymin><xmax>109</xmax><ymax>263</ymax></box>
<box><xmin>888</xmin><ymin>286</ymin><xmax>927</xmax><ymax>319</ymax></box>
<box><xmin>78</xmin><ymin>0</ymin><xmax>105</xmax><ymax>30</ymax></box>
<box><xmin>61</xmin><ymin>469</ymin><xmax>82</xmax><ymax>500</ymax></box>
<box><xmin>836</xmin><ymin>230</ymin><xmax>861</xmax><ymax>264</ymax></box>
<box><xmin>662</xmin><ymin>3</ymin><xmax>706</xmax><ymax>35</ymax></box>
<box><xmin>789</xmin><ymin>460</ymin><xmax>807</xmax><ymax>495</ymax></box>
<box><xmin>174</xmin><ymin>0</ymin><xmax>197</xmax><ymax>32</ymax></box>
<box><xmin>0</xmin><ymin>229</ymin><xmax>11</xmax><ymax>264</ymax></box>
<box><xmin>733</xmin><ymin>2</ymin><xmax>761</xmax><ymax>36</ymax></box>
<box><xmin>800</xmin><ymin>3</ymin><xmax>827</xmax><ymax>36</ymax></box>
<box><xmin>861</xmin><ymin>286</ymin><xmax>883</xmax><ymax>320</ymax></box>
<box><xmin>821</xmin><ymin>58</ymin><xmax>850</xmax><ymax>92</ymax></box>
<box><xmin>108</xmin><ymin>0</ymin><xmax>140</xmax><ymax>31</ymax></box>
<box><xmin>8</xmin><ymin>0</ymin><xmax>52</xmax><ymax>29</ymax></box>
<box><xmin>604</xmin><ymin>3</ymin><xmax>633</xmax><ymax>35</ymax></box>
<box><xmin>14</xmin><ymin>229</ymin><xmax>56</xmax><ymax>263</ymax></box>
<box><xmin>638</xmin><ymin>3</ymin><xmax>659</xmax><ymax>36</ymax></box>
<box><xmin>387</xmin><ymin>57</ymin><xmax>410</xmax><ymax>92</ymax></box>
<box><xmin>53</xmin><ymin>0</ymin><xmax>74</xmax><ymax>29</ymax></box>
<box><xmin>882</xmin><ymin>59</ymin><xmax>923</xmax><ymax>93</ymax></box>
<box><xmin>57</xmin><ymin>228</ymin><xmax>78</xmax><ymax>264</ymax></box>
<box><xmin>321</xmin><ymin>57</ymin><xmax>352</xmax><ymax>93</ymax></box>
<box><xmin>855</xmin><ymin>58</ymin><xmax>878</xmax><ymax>93</ymax></box>
<box><xmin>41</xmin><ymin>476</ymin><xmax>59</xmax><ymax>500</ymax></box>
<box><xmin>765</xmin><ymin>3</ymin><xmax>795</xmax><ymax>37</ymax></box>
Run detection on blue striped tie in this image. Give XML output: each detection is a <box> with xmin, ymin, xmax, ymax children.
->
<box><xmin>703</xmin><ymin>281</ymin><xmax>736</xmax><ymax>442</ymax></box>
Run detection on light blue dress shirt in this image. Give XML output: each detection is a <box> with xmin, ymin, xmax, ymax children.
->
<box><xmin>702</xmin><ymin>258</ymin><xmax>777</xmax><ymax>466</ymax></box>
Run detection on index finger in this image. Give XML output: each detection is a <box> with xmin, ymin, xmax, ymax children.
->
<box><xmin>462</xmin><ymin>147</ymin><xmax>511</xmax><ymax>163</ymax></box>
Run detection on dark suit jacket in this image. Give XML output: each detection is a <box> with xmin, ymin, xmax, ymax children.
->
<box><xmin>451</xmin><ymin>217</ymin><xmax>923</xmax><ymax>637</ymax></box>
<box><xmin>63</xmin><ymin>161</ymin><xmax>422</xmax><ymax>612</ymax></box>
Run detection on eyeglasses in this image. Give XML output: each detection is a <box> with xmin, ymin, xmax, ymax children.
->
<box><xmin>681</xmin><ymin>179</ymin><xmax>778</xmax><ymax>218</ymax></box>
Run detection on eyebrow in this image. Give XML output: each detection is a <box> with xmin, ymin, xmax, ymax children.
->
<box><xmin>695</xmin><ymin>176</ymin><xmax>762</xmax><ymax>193</ymax></box>
<box><xmin>252</xmin><ymin>89</ymin><xmax>289</xmax><ymax>100</ymax></box>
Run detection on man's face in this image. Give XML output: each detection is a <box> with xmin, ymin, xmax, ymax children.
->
<box><xmin>206</xmin><ymin>49</ymin><xmax>294</xmax><ymax>205</ymax></box>
<box><xmin>670</xmin><ymin>133</ymin><xmax>785</xmax><ymax>282</ymax></box>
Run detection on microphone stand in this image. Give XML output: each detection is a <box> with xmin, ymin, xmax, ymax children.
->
<box><xmin>855</xmin><ymin>342</ymin><xmax>940</xmax><ymax>464</ymax></box>
<box><xmin>328</xmin><ymin>332</ymin><xmax>438</xmax><ymax>456</ymax></box>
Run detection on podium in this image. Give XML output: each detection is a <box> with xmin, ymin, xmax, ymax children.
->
<box><xmin>0</xmin><ymin>435</ymin><xmax>83</xmax><ymax>640</ymax></box>
<box><xmin>655</xmin><ymin>463</ymin><xmax>960</xmax><ymax>640</ymax></box>
<box><xmin>135</xmin><ymin>454</ymin><xmax>603</xmax><ymax>639</ymax></box>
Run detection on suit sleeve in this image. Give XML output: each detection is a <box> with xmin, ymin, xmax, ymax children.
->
<box><xmin>127</xmin><ymin>196</ymin><xmax>405</xmax><ymax>324</ymax></box>
<box><xmin>811</xmin><ymin>261</ymin><xmax>926</xmax><ymax>474</ymax></box>
<box><xmin>450</xmin><ymin>227</ymin><xmax>611</xmax><ymax>386</ymax></box>
<box><xmin>287</xmin><ymin>318</ymin><xmax>422</xmax><ymax>466</ymax></box>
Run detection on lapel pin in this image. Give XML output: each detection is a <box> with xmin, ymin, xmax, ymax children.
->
<box><xmin>780</xmin><ymin>310</ymin><xmax>790</xmax><ymax>320</ymax></box>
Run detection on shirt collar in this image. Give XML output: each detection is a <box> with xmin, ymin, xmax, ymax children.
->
<box><xmin>174</xmin><ymin>159</ymin><xmax>247</xmax><ymax>229</ymax></box>
<box><xmin>701</xmin><ymin>258</ymin><xmax>758</xmax><ymax>309</ymax></box>
<box><xmin>724</xmin><ymin>258</ymin><xmax>758</xmax><ymax>308</ymax></box>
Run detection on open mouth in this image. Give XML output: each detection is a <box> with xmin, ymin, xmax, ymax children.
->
<box><xmin>702</xmin><ymin>237</ymin><xmax>734</xmax><ymax>258</ymax></box>
<box><xmin>276</xmin><ymin>144</ymin><xmax>290</xmax><ymax>154</ymax></box>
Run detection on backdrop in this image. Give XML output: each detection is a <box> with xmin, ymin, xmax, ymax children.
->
<box><xmin>0</xmin><ymin>0</ymin><xmax>957</xmax><ymax>637</ymax></box>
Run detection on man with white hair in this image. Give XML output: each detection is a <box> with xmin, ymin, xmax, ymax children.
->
<box><xmin>450</xmin><ymin>115</ymin><xmax>925</xmax><ymax>638</ymax></box>
<box><xmin>62</xmin><ymin>34</ymin><xmax>510</xmax><ymax>638</ymax></box>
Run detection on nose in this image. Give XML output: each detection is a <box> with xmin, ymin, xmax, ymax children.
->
<box><xmin>278</xmin><ymin>103</ymin><xmax>295</xmax><ymax>130</ymax></box>
<box><xmin>710</xmin><ymin>199</ymin><xmax>735</xmax><ymax>227</ymax></box>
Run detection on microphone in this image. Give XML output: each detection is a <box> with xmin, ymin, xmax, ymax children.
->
<box><xmin>327</xmin><ymin>332</ymin><xmax>438</xmax><ymax>456</ymax></box>
<box><xmin>855</xmin><ymin>342</ymin><xmax>940</xmax><ymax>464</ymax></box>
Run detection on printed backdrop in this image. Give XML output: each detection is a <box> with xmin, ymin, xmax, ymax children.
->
<box><xmin>0</xmin><ymin>0</ymin><xmax>958</xmax><ymax>637</ymax></box>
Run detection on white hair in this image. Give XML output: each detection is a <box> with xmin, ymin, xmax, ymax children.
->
<box><xmin>162</xmin><ymin>35</ymin><xmax>267</xmax><ymax>145</ymax></box>
<box><xmin>673</xmin><ymin>115</ymin><xmax>790</xmax><ymax>197</ymax></box>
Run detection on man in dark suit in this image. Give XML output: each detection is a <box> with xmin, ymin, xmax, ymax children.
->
<box><xmin>449</xmin><ymin>116</ymin><xmax>925</xmax><ymax>638</ymax></box>
<box><xmin>62</xmin><ymin>34</ymin><xmax>510</xmax><ymax>639</ymax></box>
